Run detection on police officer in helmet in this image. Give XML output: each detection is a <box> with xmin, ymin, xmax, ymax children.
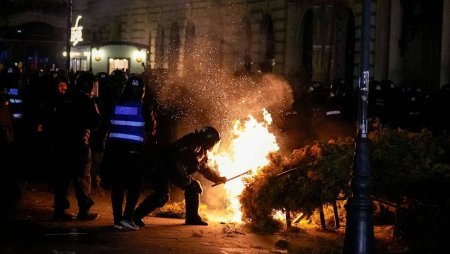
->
<box><xmin>133</xmin><ymin>126</ymin><xmax>227</xmax><ymax>227</ymax></box>
<box><xmin>102</xmin><ymin>75</ymin><xmax>157</xmax><ymax>230</ymax></box>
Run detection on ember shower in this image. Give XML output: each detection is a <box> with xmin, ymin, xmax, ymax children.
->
<box><xmin>153</xmin><ymin>54</ymin><xmax>293</xmax><ymax>221</ymax></box>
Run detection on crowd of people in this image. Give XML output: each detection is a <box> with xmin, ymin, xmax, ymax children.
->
<box><xmin>295</xmin><ymin>78</ymin><xmax>450</xmax><ymax>142</ymax></box>
<box><xmin>0</xmin><ymin>65</ymin><xmax>228</xmax><ymax>230</ymax></box>
<box><xmin>1</xmin><ymin>63</ymin><xmax>449</xmax><ymax>230</ymax></box>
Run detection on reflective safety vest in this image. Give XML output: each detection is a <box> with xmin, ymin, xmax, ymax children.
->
<box><xmin>108</xmin><ymin>101</ymin><xmax>145</xmax><ymax>143</ymax></box>
<box><xmin>4</xmin><ymin>88</ymin><xmax>23</xmax><ymax>120</ymax></box>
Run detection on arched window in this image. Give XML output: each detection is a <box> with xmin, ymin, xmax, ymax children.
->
<box><xmin>260</xmin><ymin>14</ymin><xmax>275</xmax><ymax>73</ymax></box>
<box><xmin>344</xmin><ymin>10</ymin><xmax>355</xmax><ymax>86</ymax></box>
<box><xmin>168</xmin><ymin>22</ymin><xmax>180</xmax><ymax>74</ymax></box>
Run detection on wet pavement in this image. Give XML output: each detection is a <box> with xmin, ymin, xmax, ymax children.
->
<box><xmin>2</xmin><ymin>183</ymin><xmax>350</xmax><ymax>254</ymax></box>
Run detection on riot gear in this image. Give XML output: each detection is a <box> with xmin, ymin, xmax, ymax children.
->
<box><xmin>0</xmin><ymin>65</ymin><xmax>20</xmax><ymax>89</ymax></box>
<box><xmin>108</xmin><ymin>101</ymin><xmax>146</xmax><ymax>143</ymax></box>
<box><xmin>198</xmin><ymin>126</ymin><xmax>220</xmax><ymax>150</ymax></box>
<box><xmin>185</xmin><ymin>179</ymin><xmax>203</xmax><ymax>195</ymax></box>
<box><xmin>102</xmin><ymin>74</ymin><xmax>157</xmax><ymax>230</ymax></box>
<box><xmin>74</xmin><ymin>72</ymin><xmax>95</xmax><ymax>94</ymax></box>
<box><xmin>1</xmin><ymin>65</ymin><xmax>23</xmax><ymax>122</ymax></box>
<box><xmin>121</xmin><ymin>75</ymin><xmax>144</xmax><ymax>100</ymax></box>
<box><xmin>368</xmin><ymin>80</ymin><xmax>388</xmax><ymax>128</ymax></box>
<box><xmin>399</xmin><ymin>86</ymin><xmax>427</xmax><ymax>132</ymax></box>
<box><xmin>134</xmin><ymin>127</ymin><xmax>226</xmax><ymax>227</ymax></box>
<box><xmin>329</xmin><ymin>79</ymin><xmax>347</xmax><ymax>98</ymax></box>
<box><xmin>185</xmin><ymin>180</ymin><xmax>205</xmax><ymax>225</ymax></box>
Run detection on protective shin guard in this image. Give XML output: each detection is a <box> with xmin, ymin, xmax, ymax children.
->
<box><xmin>134</xmin><ymin>193</ymin><xmax>168</xmax><ymax>219</ymax></box>
<box><xmin>185</xmin><ymin>191</ymin><xmax>200</xmax><ymax>219</ymax></box>
<box><xmin>185</xmin><ymin>190</ymin><xmax>207</xmax><ymax>225</ymax></box>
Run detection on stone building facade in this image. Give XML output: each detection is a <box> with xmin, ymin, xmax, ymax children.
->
<box><xmin>1</xmin><ymin>0</ymin><xmax>450</xmax><ymax>93</ymax></box>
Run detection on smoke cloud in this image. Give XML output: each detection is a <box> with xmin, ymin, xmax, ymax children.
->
<box><xmin>154</xmin><ymin>70</ymin><xmax>294</xmax><ymax>142</ymax></box>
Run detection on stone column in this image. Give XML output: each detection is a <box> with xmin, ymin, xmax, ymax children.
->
<box><xmin>440</xmin><ymin>0</ymin><xmax>450</xmax><ymax>87</ymax></box>
<box><xmin>388</xmin><ymin>0</ymin><xmax>402</xmax><ymax>84</ymax></box>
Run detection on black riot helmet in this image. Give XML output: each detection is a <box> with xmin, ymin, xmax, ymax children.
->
<box><xmin>329</xmin><ymin>79</ymin><xmax>347</xmax><ymax>98</ymax></box>
<box><xmin>96</xmin><ymin>72</ymin><xmax>109</xmax><ymax>85</ymax></box>
<box><xmin>197</xmin><ymin>126</ymin><xmax>220</xmax><ymax>150</ymax></box>
<box><xmin>121</xmin><ymin>75</ymin><xmax>145</xmax><ymax>100</ymax></box>
<box><xmin>74</xmin><ymin>71</ymin><xmax>95</xmax><ymax>94</ymax></box>
<box><xmin>1</xmin><ymin>64</ymin><xmax>21</xmax><ymax>88</ymax></box>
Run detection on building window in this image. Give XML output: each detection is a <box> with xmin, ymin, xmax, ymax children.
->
<box><xmin>108</xmin><ymin>57</ymin><xmax>129</xmax><ymax>74</ymax></box>
<box><xmin>71</xmin><ymin>58</ymin><xmax>88</xmax><ymax>72</ymax></box>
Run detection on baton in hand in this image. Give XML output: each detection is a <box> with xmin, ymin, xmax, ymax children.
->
<box><xmin>212</xmin><ymin>170</ymin><xmax>252</xmax><ymax>187</ymax></box>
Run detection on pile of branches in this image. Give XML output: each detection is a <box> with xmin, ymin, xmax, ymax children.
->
<box><xmin>240</xmin><ymin>138</ymin><xmax>354</xmax><ymax>232</ymax></box>
<box><xmin>370</xmin><ymin>129</ymin><xmax>450</xmax><ymax>252</ymax></box>
<box><xmin>240</xmin><ymin>128</ymin><xmax>450</xmax><ymax>252</ymax></box>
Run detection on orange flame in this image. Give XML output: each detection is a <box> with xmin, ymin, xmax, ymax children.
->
<box><xmin>207</xmin><ymin>108</ymin><xmax>279</xmax><ymax>222</ymax></box>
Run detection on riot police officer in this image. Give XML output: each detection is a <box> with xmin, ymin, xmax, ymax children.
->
<box><xmin>102</xmin><ymin>75</ymin><xmax>157</xmax><ymax>230</ymax></box>
<box><xmin>398</xmin><ymin>86</ymin><xmax>427</xmax><ymax>132</ymax></box>
<box><xmin>133</xmin><ymin>126</ymin><xmax>227</xmax><ymax>227</ymax></box>
<box><xmin>1</xmin><ymin>65</ymin><xmax>23</xmax><ymax>123</ymax></box>
<box><xmin>315</xmin><ymin>79</ymin><xmax>356</xmax><ymax>140</ymax></box>
<box><xmin>379</xmin><ymin>79</ymin><xmax>398</xmax><ymax>127</ymax></box>
<box><xmin>426</xmin><ymin>84</ymin><xmax>450</xmax><ymax>134</ymax></box>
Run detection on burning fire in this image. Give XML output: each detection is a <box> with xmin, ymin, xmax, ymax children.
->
<box><xmin>207</xmin><ymin>108</ymin><xmax>279</xmax><ymax>222</ymax></box>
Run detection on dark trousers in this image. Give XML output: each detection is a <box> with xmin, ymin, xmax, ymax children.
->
<box><xmin>53</xmin><ymin>143</ymin><xmax>93</xmax><ymax>214</ymax></box>
<box><xmin>54</xmin><ymin>172</ymin><xmax>93</xmax><ymax>212</ymax></box>
<box><xmin>106</xmin><ymin>143</ymin><xmax>144</xmax><ymax>223</ymax></box>
<box><xmin>134</xmin><ymin>171</ymin><xmax>201</xmax><ymax>220</ymax></box>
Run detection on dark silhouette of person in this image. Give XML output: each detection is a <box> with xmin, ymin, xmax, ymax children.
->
<box><xmin>102</xmin><ymin>75</ymin><xmax>157</xmax><ymax>230</ymax></box>
<box><xmin>133</xmin><ymin>126</ymin><xmax>227</xmax><ymax>227</ymax></box>
<box><xmin>39</xmin><ymin>73</ymin><xmax>100</xmax><ymax>221</ymax></box>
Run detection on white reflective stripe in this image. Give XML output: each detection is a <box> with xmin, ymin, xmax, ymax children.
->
<box><xmin>9</xmin><ymin>99</ymin><xmax>22</xmax><ymax>103</ymax></box>
<box><xmin>13</xmin><ymin>113</ymin><xmax>22</xmax><ymax>118</ymax></box>
<box><xmin>326</xmin><ymin>110</ymin><xmax>341</xmax><ymax>116</ymax></box>
<box><xmin>109</xmin><ymin>133</ymin><xmax>144</xmax><ymax>142</ymax></box>
<box><xmin>114</xmin><ymin>106</ymin><xmax>138</xmax><ymax>115</ymax></box>
<box><xmin>110</xmin><ymin>120</ymin><xmax>145</xmax><ymax>127</ymax></box>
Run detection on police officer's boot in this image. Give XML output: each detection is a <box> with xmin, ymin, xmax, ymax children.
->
<box><xmin>77</xmin><ymin>197</ymin><xmax>99</xmax><ymax>221</ymax></box>
<box><xmin>133</xmin><ymin>193</ymin><xmax>169</xmax><ymax>228</ymax></box>
<box><xmin>133</xmin><ymin>206</ymin><xmax>146</xmax><ymax>228</ymax></box>
<box><xmin>53</xmin><ymin>199</ymin><xmax>73</xmax><ymax>221</ymax></box>
<box><xmin>53</xmin><ymin>209</ymin><xmax>74</xmax><ymax>221</ymax></box>
<box><xmin>185</xmin><ymin>188</ymin><xmax>207</xmax><ymax>226</ymax></box>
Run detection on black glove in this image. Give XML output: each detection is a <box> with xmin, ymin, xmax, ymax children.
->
<box><xmin>216</xmin><ymin>176</ymin><xmax>227</xmax><ymax>184</ymax></box>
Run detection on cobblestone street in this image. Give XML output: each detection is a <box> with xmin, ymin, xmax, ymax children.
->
<box><xmin>2</xmin><ymin>183</ymin><xmax>351</xmax><ymax>254</ymax></box>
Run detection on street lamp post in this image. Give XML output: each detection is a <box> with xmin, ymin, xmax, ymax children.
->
<box><xmin>66</xmin><ymin>0</ymin><xmax>72</xmax><ymax>79</ymax></box>
<box><xmin>343</xmin><ymin>0</ymin><xmax>375</xmax><ymax>253</ymax></box>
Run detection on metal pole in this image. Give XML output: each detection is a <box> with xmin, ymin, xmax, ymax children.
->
<box><xmin>66</xmin><ymin>0</ymin><xmax>72</xmax><ymax>79</ymax></box>
<box><xmin>343</xmin><ymin>0</ymin><xmax>374</xmax><ymax>253</ymax></box>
